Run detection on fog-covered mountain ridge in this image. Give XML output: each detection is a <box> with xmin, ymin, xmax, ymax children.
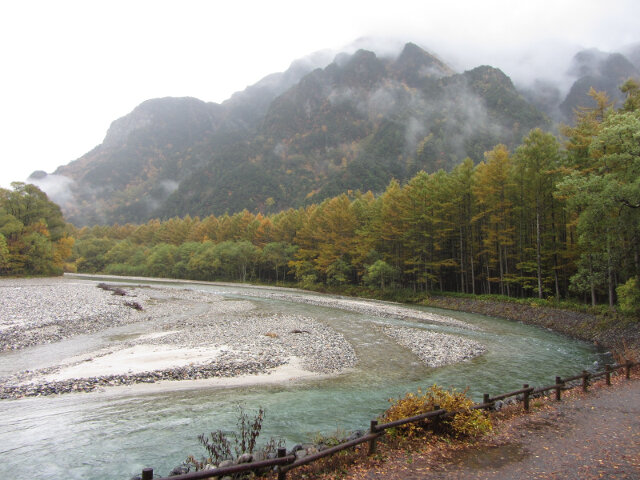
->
<box><xmin>30</xmin><ymin>42</ymin><xmax>639</xmax><ymax>226</ymax></box>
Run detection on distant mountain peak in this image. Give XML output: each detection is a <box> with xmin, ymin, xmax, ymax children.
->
<box><xmin>392</xmin><ymin>42</ymin><xmax>455</xmax><ymax>85</ymax></box>
<box><xmin>560</xmin><ymin>48</ymin><xmax>639</xmax><ymax>118</ymax></box>
<box><xmin>102</xmin><ymin>96</ymin><xmax>219</xmax><ymax>148</ymax></box>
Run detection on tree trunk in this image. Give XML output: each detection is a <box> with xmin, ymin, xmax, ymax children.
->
<box><xmin>470</xmin><ymin>236</ymin><xmax>476</xmax><ymax>295</ymax></box>
<box><xmin>486</xmin><ymin>261</ymin><xmax>491</xmax><ymax>295</ymax></box>
<box><xmin>607</xmin><ymin>237</ymin><xmax>615</xmax><ymax>309</ymax></box>
<box><xmin>504</xmin><ymin>244</ymin><xmax>510</xmax><ymax>297</ymax></box>
<box><xmin>536</xmin><ymin>205</ymin><xmax>543</xmax><ymax>299</ymax></box>
<box><xmin>498</xmin><ymin>241</ymin><xmax>504</xmax><ymax>295</ymax></box>
<box><xmin>589</xmin><ymin>255</ymin><xmax>596</xmax><ymax>307</ymax></box>
<box><xmin>459</xmin><ymin>226</ymin><xmax>465</xmax><ymax>293</ymax></box>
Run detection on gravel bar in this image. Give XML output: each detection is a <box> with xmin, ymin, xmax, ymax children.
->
<box><xmin>381</xmin><ymin>326</ymin><xmax>486</xmax><ymax>367</ymax></box>
<box><xmin>241</xmin><ymin>291</ymin><xmax>477</xmax><ymax>330</ymax></box>
<box><xmin>0</xmin><ymin>278</ymin><xmax>356</xmax><ymax>399</ymax></box>
<box><xmin>0</xmin><ymin>278</ymin><xmax>481</xmax><ymax>400</ymax></box>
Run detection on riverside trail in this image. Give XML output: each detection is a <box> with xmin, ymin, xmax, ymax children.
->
<box><xmin>337</xmin><ymin>371</ymin><xmax>639</xmax><ymax>480</ymax></box>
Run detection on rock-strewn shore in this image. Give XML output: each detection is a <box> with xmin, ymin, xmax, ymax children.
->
<box><xmin>0</xmin><ymin>279</ymin><xmax>359</xmax><ymax>399</ymax></box>
<box><xmin>0</xmin><ymin>354</ymin><xmax>285</xmax><ymax>399</ymax></box>
<box><xmin>0</xmin><ymin>278</ymin><xmax>486</xmax><ymax>400</ymax></box>
<box><xmin>381</xmin><ymin>326</ymin><xmax>486</xmax><ymax>367</ymax></box>
<box><xmin>0</xmin><ymin>280</ymin><xmax>148</xmax><ymax>350</ymax></box>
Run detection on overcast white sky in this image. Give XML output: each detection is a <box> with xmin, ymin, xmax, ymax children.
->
<box><xmin>1</xmin><ymin>0</ymin><xmax>639</xmax><ymax>189</ymax></box>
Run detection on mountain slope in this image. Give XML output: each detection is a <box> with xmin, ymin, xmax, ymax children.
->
<box><xmin>160</xmin><ymin>44</ymin><xmax>548</xmax><ymax>219</ymax></box>
<box><xmin>31</xmin><ymin>42</ymin><xmax>549</xmax><ymax>225</ymax></box>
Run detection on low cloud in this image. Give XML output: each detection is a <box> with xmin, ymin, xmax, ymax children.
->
<box><xmin>27</xmin><ymin>173</ymin><xmax>75</xmax><ymax>206</ymax></box>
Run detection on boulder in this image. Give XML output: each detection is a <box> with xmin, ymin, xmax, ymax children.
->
<box><xmin>237</xmin><ymin>453</ymin><xmax>253</xmax><ymax>464</ymax></box>
<box><xmin>168</xmin><ymin>465</ymin><xmax>189</xmax><ymax>476</ymax></box>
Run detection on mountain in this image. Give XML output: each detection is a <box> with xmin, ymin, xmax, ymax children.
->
<box><xmin>36</xmin><ymin>57</ymin><xmax>326</xmax><ymax>225</ymax></box>
<box><xmin>559</xmin><ymin>49</ymin><xmax>639</xmax><ymax>118</ymax></box>
<box><xmin>32</xmin><ymin>42</ymin><xmax>551</xmax><ymax>225</ymax></box>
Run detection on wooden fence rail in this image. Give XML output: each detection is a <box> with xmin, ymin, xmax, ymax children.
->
<box><xmin>141</xmin><ymin>360</ymin><xmax>636</xmax><ymax>480</ymax></box>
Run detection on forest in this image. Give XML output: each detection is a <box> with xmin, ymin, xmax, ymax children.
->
<box><xmin>0</xmin><ymin>183</ymin><xmax>74</xmax><ymax>276</ymax></box>
<box><xmin>2</xmin><ymin>82</ymin><xmax>639</xmax><ymax>313</ymax></box>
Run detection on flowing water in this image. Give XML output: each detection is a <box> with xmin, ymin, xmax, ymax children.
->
<box><xmin>0</xmin><ymin>279</ymin><xmax>607</xmax><ymax>479</ymax></box>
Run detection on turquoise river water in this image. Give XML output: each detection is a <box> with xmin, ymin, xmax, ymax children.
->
<box><xmin>0</xmin><ymin>278</ymin><xmax>607</xmax><ymax>479</ymax></box>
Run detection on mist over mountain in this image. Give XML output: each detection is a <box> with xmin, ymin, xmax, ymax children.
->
<box><xmin>29</xmin><ymin>41</ymin><xmax>639</xmax><ymax>226</ymax></box>
<box><xmin>559</xmin><ymin>48</ymin><xmax>639</xmax><ymax>117</ymax></box>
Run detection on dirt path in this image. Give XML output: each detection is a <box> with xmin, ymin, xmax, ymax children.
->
<box><xmin>348</xmin><ymin>375</ymin><xmax>639</xmax><ymax>480</ymax></box>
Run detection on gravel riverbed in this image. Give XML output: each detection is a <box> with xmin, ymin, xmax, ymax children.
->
<box><xmin>0</xmin><ymin>277</ymin><xmax>483</xmax><ymax>400</ymax></box>
<box><xmin>0</xmin><ymin>279</ymin><xmax>146</xmax><ymax>350</ymax></box>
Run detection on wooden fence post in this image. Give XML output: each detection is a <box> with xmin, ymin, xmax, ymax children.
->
<box><xmin>141</xmin><ymin>468</ymin><xmax>153</xmax><ymax>480</ymax></box>
<box><xmin>277</xmin><ymin>447</ymin><xmax>287</xmax><ymax>480</ymax></box>
<box><xmin>626</xmin><ymin>360</ymin><xmax>632</xmax><ymax>379</ymax></box>
<box><xmin>582</xmin><ymin>370</ymin><xmax>589</xmax><ymax>392</ymax></box>
<box><xmin>483</xmin><ymin>393</ymin><xmax>491</xmax><ymax>408</ymax></box>
<box><xmin>431</xmin><ymin>405</ymin><xmax>442</xmax><ymax>433</ymax></box>
<box><xmin>522</xmin><ymin>384</ymin><xmax>530</xmax><ymax>411</ymax></box>
<box><xmin>555</xmin><ymin>376</ymin><xmax>563</xmax><ymax>401</ymax></box>
<box><xmin>605</xmin><ymin>364</ymin><xmax>612</xmax><ymax>386</ymax></box>
<box><xmin>368</xmin><ymin>420</ymin><xmax>378</xmax><ymax>456</ymax></box>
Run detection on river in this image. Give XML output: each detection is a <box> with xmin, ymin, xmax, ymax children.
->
<box><xmin>0</xmin><ymin>277</ymin><xmax>606</xmax><ymax>479</ymax></box>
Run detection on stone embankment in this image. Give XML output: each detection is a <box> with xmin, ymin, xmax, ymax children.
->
<box><xmin>423</xmin><ymin>295</ymin><xmax>640</xmax><ymax>358</ymax></box>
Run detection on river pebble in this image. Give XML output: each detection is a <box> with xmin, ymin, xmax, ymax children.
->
<box><xmin>0</xmin><ymin>280</ymin><xmax>148</xmax><ymax>350</ymax></box>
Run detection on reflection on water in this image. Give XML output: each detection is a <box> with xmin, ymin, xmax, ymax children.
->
<box><xmin>0</xmin><ymin>279</ymin><xmax>606</xmax><ymax>480</ymax></box>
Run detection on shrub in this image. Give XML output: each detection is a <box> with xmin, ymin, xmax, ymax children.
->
<box><xmin>186</xmin><ymin>406</ymin><xmax>284</xmax><ymax>471</ymax></box>
<box><xmin>617</xmin><ymin>277</ymin><xmax>640</xmax><ymax>318</ymax></box>
<box><xmin>300</xmin><ymin>274</ymin><xmax>319</xmax><ymax>290</ymax></box>
<box><xmin>380</xmin><ymin>385</ymin><xmax>492</xmax><ymax>439</ymax></box>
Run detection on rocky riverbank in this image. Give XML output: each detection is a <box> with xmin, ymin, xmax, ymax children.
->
<box><xmin>0</xmin><ymin>279</ymin><xmax>146</xmax><ymax>350</ymax></box>
<box><xmin>0</xmin><ymin>278</ymin><xmax>489</xmax><ymax>400</ymax></box>
<box><xmin>255</xmin><ymin>291</ymin><xmax>478</xmax><ymax>331</ymax></box>
<box><xmin>422</xmin><ymin>295</ymin><xmax>640</xmax><ymax>360</ymax></box>
<box><xmin>0</xmin><ymin>354</ymin><xmax>285</xmax><ymax>399</ymax></box>
<box><xmin>0</xmin><ymin>278</ymin><xmax>362</xmax><ymax>399</ymax></box>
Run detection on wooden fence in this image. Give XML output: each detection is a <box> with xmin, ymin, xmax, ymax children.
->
<box><xmin>140</xmin><ymin>360</ymin><xmax>637</xmax><ymax>480</ymax></box>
